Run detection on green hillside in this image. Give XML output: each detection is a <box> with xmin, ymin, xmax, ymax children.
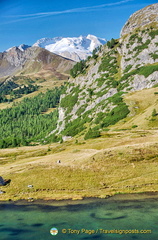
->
<box><xmin>0</xmin><ymin>3</ymin><xmax>158</xmax><ymax>201</ymax></box>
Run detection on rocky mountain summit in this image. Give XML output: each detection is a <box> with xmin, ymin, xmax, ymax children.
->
<box><xmin>0</xmin><ymin>46</ymin><xmax>74</xmax><ymax>80</ymax></box>
<box><xmin>121</xmin><ymin>3</ymin><xmax>158</xmax><ymax>36</ymax></box>
<box><xmin>6</xmin><ymin>44</ymin><xmax>31</xmax><ymax>52</ymax></box>
<box><xmin>0</xmin><ymin>34</ymin><xmax>105</xmax><ymax>82</ymax></box>
<box><xmin>5</xmin><ymin>35</ymin><xmax>106</xmax><ymax>63</ymax></box>
<box><xmin>52</xmin><ymin>3</ymin><xmax>158</xmax><ymax>138</ymax></box>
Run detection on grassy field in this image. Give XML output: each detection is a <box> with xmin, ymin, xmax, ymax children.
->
<box><xmin>114</xmin><ymin>87</ymin><xmax>158</xmax><ymax>130</ymax></box>
<box><xmin>0</xmin><ymin>85</ymin><xmax>158</xmax><ymax>201</ymax></box>
<box><xmin>0</xmin><ymin>128</ymin><xmax>158</xmax><ymax>201</ymax></box>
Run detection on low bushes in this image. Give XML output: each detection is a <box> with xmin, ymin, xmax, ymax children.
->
<box><xmin>84</xmin><ymin>128</ymin><xmax>101</xmax><ymax>140</ymax></box>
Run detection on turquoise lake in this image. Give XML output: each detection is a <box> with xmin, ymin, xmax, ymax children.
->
<box><xmin>0</xmin><ymin>194</ymin><xmax>158</xmax><ymax>240</ymax></box>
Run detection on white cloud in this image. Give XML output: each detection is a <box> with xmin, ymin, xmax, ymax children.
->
<box><xmin>9</xmin><ymin>0</ymin><xmax>133</xmax><ymax>20</ymax></box>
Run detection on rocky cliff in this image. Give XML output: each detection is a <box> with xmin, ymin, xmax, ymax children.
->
<box><xmin>53</xmin><ymin>3</ymin><xmax>158</xmax><ymax>139</ymax></box>
<box><xmin>120</xmin><ymin>3</ymin><xmax>158</xmax><ymax>36</ymax></box>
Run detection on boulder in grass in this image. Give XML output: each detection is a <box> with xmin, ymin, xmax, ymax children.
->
<box><xmin>0</xmin><ymin>190</ymin><xmax>5</xmax><ymax>194</ymax></box>
<box><xmin>0</xmin><ymin>176</ymin><xmax>5</xmax><ymax>186</ymax></box>
<box><xmin>0</xmin><ymin>176</ymin><xmax>11</xmax><ymax>186</ymax></box>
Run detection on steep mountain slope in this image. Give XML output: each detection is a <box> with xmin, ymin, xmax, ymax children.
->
<box><xmin>1</xmin><ymin>4</ymin><xmax>158</xmax><ymax>201</ymax></box>
<box><xmin>0</xmin><ymin>46</ymin><xmax>74</xmax><ymax>80</ymax></box>
<box><xmin>52</xmin><ymin>3</ymin><xmax>158</xmax><ymax>139</ymax></box>
<box><xmin>120</xmin><ymin>3</ymin><xmax>158</xmax><ymax>36</ymax></box>
<box><xmin>0</xmin><ymin>46</ymin><xmax>75</xmax><ymax>111</ymax></box>
<box><xmin>33</xmin><ymin>35</ymin><xmax>106</xmax><ymax>61</ymax></box>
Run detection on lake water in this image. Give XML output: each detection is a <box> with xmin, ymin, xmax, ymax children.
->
<box><xmin>0</xmin><ymin>194</ymin><xmax>158</xmax><ymax>240</ymax></box>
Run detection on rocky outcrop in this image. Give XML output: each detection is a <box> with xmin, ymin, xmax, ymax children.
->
<box><xmin>0</xmin><ymin>176</ymin><xmax>11</xmax><ymax>186</ymax></box>
<box><xmin>0</xmin><ymin>47</ymin><xmax>75</xmax><ymax>79</ymax></box>
<box><xmin>120</xmin><ymin>3</ymin><xmax>158</xmax><ymax>36</ymax></box>
<box><xmin>54</xmin><ymin>4</ymin><xmax>158</xmax><ymax>137</ymax></box>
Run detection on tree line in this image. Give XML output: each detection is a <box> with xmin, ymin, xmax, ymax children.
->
<box><xmin>0</xmin><ymin>86</ymin><xmax>64</xmax><ymax>148</ymax></box>
<box><xmin>0</xmin><ymin>81</ymin><xmax>39</xmax><ymax>103</ymax></box>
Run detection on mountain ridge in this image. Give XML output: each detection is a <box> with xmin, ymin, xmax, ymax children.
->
<box><xmin>120</xmin><ymin>3</ymin><xmax>158</xmax><ymax>36</ymax></box>
<box><xmin>1</xmin><ymin>3</ymin><xmax>158</xmax><ymax>202</ymax></box>
<box><xmin>0</xmin><ymin>3</ymin><xmax>158</xmax><ymax>146</ymax></box>
<box><xmin>52</xmin><ymin>3</ymin><xmax>158</xmax><ymax>139</ymax></box>
<box><xmin>0</xmin><ymin>46</ymin><xmax>75</xmax><ymax>81</ymax></box>
<box><xmin>4</xmin><ymin>34</ymin><xmax>106</xmax><ymax>62</ymax></box>
<box><xmin>32</xmin><ymin>34</ymin><xmax>106</xmax><ymax>62</ymax></box>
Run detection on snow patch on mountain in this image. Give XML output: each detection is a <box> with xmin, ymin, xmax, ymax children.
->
<box><xmin>33</xmin><ymin>35</ymin><xmax>106</xmax><ymax>61</ymax></box>
<box><xmin>6</xmin><ymin>44</ymin><xmax>31</xmax><ymax>52</ymax></box>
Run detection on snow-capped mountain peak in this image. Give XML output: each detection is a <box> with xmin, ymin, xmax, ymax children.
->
<box><xmin>33</xmin><ymin>37</ymin><xmax>62</xmax><ymax>48</ymax></box>
<box><xmin>33</xmin><ymin>35</ymin><xmax>106</xmax><ymax>61</ymax></box>
<box><xmin>6</xmin><ymin>44</ymin><xmax>31</xmax><ymax>52</ymax></box>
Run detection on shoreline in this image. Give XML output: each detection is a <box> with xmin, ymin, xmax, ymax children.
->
<box><xmin>0</xmin><ymin>191</ymin><xmax>158</xmax><ymax>205</ymax></box>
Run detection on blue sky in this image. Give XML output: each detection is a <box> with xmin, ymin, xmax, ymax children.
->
<box><xmin>0</xmin><ymin>0</ymin><xmax>157</xmax><ymax>52</ymax></box>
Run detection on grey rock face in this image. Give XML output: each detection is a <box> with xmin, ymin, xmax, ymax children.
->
<box><xmin>0</xmin><ymin>47</ymin><xmax>43</xmax><ymax>77</ymax></box>
<box><xmin>121</xmin><ymin>3</ymin><xmax>158</xmax><ymax>36</ymax></box>
<box><xmin>0</xmin><ymin>47</ymin><xmax>74</xmax><ymax>78</ymax></box>
<box><xmin>119</xmin><ymin>32</ymin><xmax>158</xmax><ymax>73</ymax></box>
<box><xmin>54</xmin><ymin>3</ymin><xmax>158</xmax><ymax>136</ymax></box>
<box><xmin>130</xmin><ymin>72</ymin><xmax>158</xmax><ymax>92</ymax></box>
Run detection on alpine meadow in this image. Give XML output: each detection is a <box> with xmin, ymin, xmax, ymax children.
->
<box><xmin>0</xmin><ymin>3</ymin><xmax>158</xmax><ymax>201</ymax></box>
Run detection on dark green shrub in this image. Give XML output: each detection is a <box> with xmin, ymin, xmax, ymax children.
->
<box><xmin>60</xmin><ymin>93</ymin><xmax>78</xmax><ymax>113</ymax></box>
<box><xmin>137</xmin><ymin>37</ymin><xmax>142</xmax><ymax>43</ymax></box>
<box><xmin>84</xmin><ymin>128</ymin><xmax>100</xmax><ymax>140</ymax></box>
<box><xmin>97</xmin><ymin>92</ymin><xmax>130</xmax><ymax>128</ymax></box>
<box><xmin>63</xmin><ymin>118</ymin><xmax>86</xmax><ymax>137</ymax></box>
<box><xmin>108</xmin><ymin>92</ymin><xmax>124</xmax><ymax>104</ymax></box>
<box><xmin>101</xmin><ymin>103</ymin><xmax>130</xmax><ymax>128</ymax></box>
<box><xmin>95</xmin><ymin>112</ymin><xmax>105</xmax><ymax>124</ymax></box>
<box><xmin>125</xmin><ymin>58</ymin><xmax>131</xmax><ymax>62</ymax></box>
<box><xmin>96</xmin><ymin>89</ymin><xmax>108</xmax><ymax>97</ymax></box>
<box><xmin>129</xmin><ymin>33</ymin><xmax>137</xmax><ymax>42</ymax></box>
<box><xmin>150</xmin><ymin>53</ymin><xmax>158</xmax><ymax>60</ymax></box>
<box><xmin>98</xmin><ymin>54</ymin><xmax>117</xmax><ymax>73</ymax></box>
<box><xmin>120</xmin><ymin>64</ymin><xmax>158</xmax><ymax>82</ymax></box>
<box><xmin>138</xmin><ymin>64</ymin><xmax>158</xmax><ymax>77</ymax></box>
<box><xmin>132</xmin><ymin>125</ymin><xmax>138</xmax><ymax>128</ymax></box>
<box><xmin>133</xmin><ymin>39</ymin><xmax>151</xmax><ymax>53</ymax></box>
<box><xmin>152</xmin><ymin>109</ymin><xmax>157</xmax><ymax>117</ymax></box>
<box><xmin>87</xmin><ymin>88</ymin><xmax>94</xmax><ymax>98</ymax></box>
<box><xmin>70</xmin><ymin>60</ymin><xmax>87</xmax><ymax>78</ymax></box>
<box><xmin>96</xmin><ymin>77</ymin><xmax>106</xmax><ymax>87</ymax></box>
<box><xmin>124</xmin><ymin>65</ymin><xmax>132</xmax><ymax>73</ymax></box>
<box><xmin>107</xmin><ymin>38</ymin><xmax>118</xmax><ymax>49</ymax></box>
<box><xmin>76</xmin><ymin>104</ymin><xmax>88</xmax><ymax>116</ymax></box>
<box><xmin>149</xmin><ymin>29</ymin><xmax>158</xmax><ymax>39</ymax></box>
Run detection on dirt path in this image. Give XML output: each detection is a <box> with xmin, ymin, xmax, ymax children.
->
<box><xmin>0</xmin><ymin>149</ymin><xmax>99</xmax><ymax>175</ymax></box>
